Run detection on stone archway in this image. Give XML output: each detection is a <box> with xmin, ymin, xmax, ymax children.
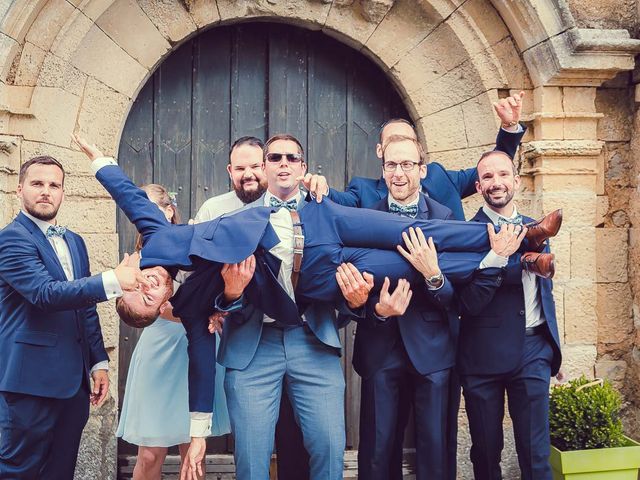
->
<box><xmin>1</xmin><ymin>0</ymin><xmax>639</xmax><ymax>477</ymax></box>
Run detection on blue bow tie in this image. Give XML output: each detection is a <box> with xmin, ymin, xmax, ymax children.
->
<box><xmin>389</xmin><ymin>202</ymin><xmax>418</xmax><ymax>218</ymax></box>
<box><xmin>46</xmin><ymin>225</ymin><xmax>67</xmax><ymax>238</ymax></box>
<box><xmin>269</xmin><ymin>196</ymin><xmax>298</xmax><ymax>211</ymax></box>
<box><xmin>497</xmin><ymin>214</ymin><xmax>523</xmax><ymax>226</ymax></box>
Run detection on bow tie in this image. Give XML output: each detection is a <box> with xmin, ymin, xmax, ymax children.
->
<box><xmin>389</xmin><ymin>202</ymin><xmax>418</xmax><ymax>218</ymax></box>
<box><xmin>269</xmin><ymin>196</ymin><xmax>298</xmax><ymax>211</ymax></box>
<box><xmin>497</xmin><ymin>214</ymin><xmax>523</xmax><ymax>226</ymax></box>
<box><xmin>46</xmin><ymin>225</ymin><xmax>67</xmax><ymax>238</ymax></box>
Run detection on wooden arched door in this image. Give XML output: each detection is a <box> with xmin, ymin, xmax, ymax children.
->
<box><xmin>117</xmin><ymin>21</ymin><xmax>409</xmax><ymax>454</ymax></box>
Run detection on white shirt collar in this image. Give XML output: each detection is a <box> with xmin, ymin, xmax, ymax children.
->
<box><xmin>21</xmin><ymin>210</ymin><xmax>57</xmax><ymax>235</ymax></box>
<box><xmin>264</xmin><ymin>189</ymin><xmax>303</xmax><ymax>207</ymax></box>
<box><xmin>482</xmin><ymin>204</ymin><xmax>519</xmax><ymax>225</ymax></box>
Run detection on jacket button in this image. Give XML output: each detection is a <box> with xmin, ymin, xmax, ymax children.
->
<box><xmin>519</xmin><ymin>310</ymin><xmax>525</xmax><ymax>316</ymax></box>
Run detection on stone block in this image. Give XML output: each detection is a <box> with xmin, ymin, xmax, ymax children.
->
<box><xmin>554</xmin><ymin>284</ymin><xmax>565</xmax><ymax>343</ymax></box>
<box><xmin>96</xmin><ymin>300</ymin><xmax>120</xmax><ymax>349</ymax></box>
<box><xmin>549</xmin><ymin>230</ymin><xmax>571</xmax><ymax>282</ymax></box>
<box><xmin>427</xmin><ymin>145</ymin><xmax>486</xmax><ymax>171</ymax></box>
<box><xmin>567</xmin><ymin>227</ymin><xmax>595</xmax><ymax>280</ymax></box>
<box><xmin>568</xmin><ymin>0</ymin><xmax>636</xmax><ymax>33</ymax></box>
<box><xmin>0</xmin><ymin>193</ymin><xmax>20</xmax><ymax>227</ymax></box>
<box><xmin>389</xmin><ymin>48</ymin><xmax>446</xmax><ymax>98</ymax></box>
<box><xmin>596</xmin><ymin>228</ymin><xmax>628</xmax><ymax>283</ymax></box>
<box><xmin>64</xmin><ymin>174</ymin><xmax>112</xmax><ymax>198</ymax></box>
<box><xmin>83</xmin><ymin>232</ymin><xmax>120</xmax><ymax>272</ymax></box>
<box><xmin>420</xmin><ymin>105</ymin><xmax>467</xmax><ymax>152</ymax></box>
<box><xmin>461</xmin><ymin>91</ymin><xmax>502</xmax><ymax>148</ymax></box>
<box><xmin>596</xmin><ymin>195</ymin><xmax>609</xmax><ymax>227</ymax></box>
<box><xmin>183</xmin><ymin>0</ymin><xmax>220</xmax><ymax>28</ymax></box>
<box><xmin>563</xmin><ymin>87</ymin><xmax>596</xmax><ymax>113</ymax></box>
<box><xmin>597</xmin><ymin>283</ymin><xmax>633</xmax><ymax>345</ymax></box>
<box><xmin>365</xmin><ymin>0</ymin><xmax>442</xmax><ymax>68</ymax></box>
<box><xmin>21</xmin><ymin>141</ymin><xmax>94</xmax><ymax>176</ymax></box>
<box><xmin>96</xmin><ymin>0</ymin><xmax>171</xmax><ymax>69</ymax></box>
<box><xmin>533</xmin><ymin>117</ymin><xmax>564</xmax><ymax>140</ymax></box>
<box><xmin>538</xmin><ymin>171</ymin><xmax>596</xmax><ymax>194</ymax></box>
<box><xmin>13</xmin><ymin>41</ymin><xmax>46</xmax><ymax>87</ymax></box>
<box><xmin>0</xmin><ymin>134</ymin><xmax>21</xmax><ymax>173</ymax></box>
<box><xmin>533</xmin><ymin>86</ymin><xmax>563</xmax><ymax>114</ymax></box>
<box><xmin>323</xmin><ymin>3</ymin><xmax>379</xmax><ymax>50</ymax></box>
<box><xmin>594</xmin><ymin>359</ymin><xmax>628</xmax><ymax>386</ymax></box>
<box><xmin>563</xmin><ymin>281</ymin><xmax>597</xmax><ymax>344</ymax></box>
<box><xmin>50</xmin><ymin>8</ymin><xmax>94</xmax><ymax>61</ymax></box>
<box><xmin>76</xmin><ymin>78</ymin><xmax>130</xmax><ymax>157</ymax></box>
<box><xmin>540</xmin><ymin>192</ymin><xmax>596</xmax><ymax>227</ymax></box>
<box><xmin>38</xmin><ymin>53</ymin><xmax>87</xmax><ymax>97</ymax></box>
<box><xmin>78</xmin><ymin>0</ymin><xmax>115</xmax><ymax>22</ymax></box>
<box><xmin>71</xmin><ymin>24</ymin><xmax>147</xmax><ymax>98</ymax></box>
<box><xmin>75</xmin><ymin>405</ymin><xmax>117</xmax><ymax>479</ymax></box>
<box><xmin>492</xmin><ymin>38</ymin><xmax>533</xmax><ymax>90</ymax></box>
<box><xmin>605</xmin><ymin>142</ymin><xmax>632</xmax><ymax>188</ymax></box>
<box><xmin>596</xmin><ymin>88</ymin><xmax>633</xmax><ymax>142</ymax></box>
<box><xmin>24</xmin><ymin>0</ymin><xmax>74</xmax><ymax>51</ymax></box>
<box><xmin>0</xmin><ymin>33</ymin><xmax>20</xmax><ymax>83</ymax></box>
<box><xmin>564</xmin><ymin>116</ymin><xmax>599</xmax><ymax>140</ymax></box>
<box><xmin>560</xmin><ymin>344</ymin><xmax>597</xmax><ymax>379</ymax></box>
<box><xmin>216</xmin><ymin>0</ymin><xmax>330</xmax><ymax>30</ymax></box>
<box><xmin>9</xmin><ymin>87</ymin><xmax>81</xmax><ymax>147</ymax></box>
<box><xmin>460</xmin><ymin>0</ymin><xmax>509</xmax><ymax>46</ymax></box>
<box><xmin>57</xmin><ymin>198</ymin><xmax>116</xmax><ymax>234</ymax></box>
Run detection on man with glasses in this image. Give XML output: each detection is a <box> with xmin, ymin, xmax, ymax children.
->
<box><xmin>336</xmin><ymin>134</ymin><xmax>459</xmax><ymax>479</ymax></box>
<box><xmin>213</xmin><ymin>134</ymin><xmax>349</xmax><ymax>480</ymax></box>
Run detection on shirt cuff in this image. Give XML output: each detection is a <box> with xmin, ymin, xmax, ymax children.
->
<box><xmin>480</xmin><ymin>250</ymin><xmax>509</xmax><ymax>269</ymax></box>
<box><xmin>501</xmin><ymin>124</ymin><xmax>524</xmax><ymax>134</ymax></box>
<box><xmin>90</xmin><ymin>360</ymin><xmax>109</xmax><ymax>373</ymax></box>
<box><xmin>214</xmin><ymin>292</ymin><xmax>244</xmax><ymax>312</ymax></box>
<box><xmin>190</xmin><ymin>412</ymin><xmax>212</xmax><ymax>437</ymax></box>
<box><xmin>91</xmin><ymin>157</ymin><xmax>118</xmax><ymax>174</ymax></box>
<box><xmin>101</xmin><ymin>270</ymin><xmax>123</xmax><ymax>300</ymax></box>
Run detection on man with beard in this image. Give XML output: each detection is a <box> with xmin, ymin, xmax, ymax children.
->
<box><xmin>456</xmin><ymin>150</ymin><xmax>563</xmax><ymax>479</ymax></box>
<box><xmin>0</xmin><ymin>156</ymin><xmax>144</xmax><ymax>478</ymax></box>
<box><xmin>194</xmin><ymin>136</ymin><xmax>310</xmax><ymax>480</ymax></box>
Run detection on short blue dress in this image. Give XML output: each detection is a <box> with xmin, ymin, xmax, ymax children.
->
<box><xmin>117</xmin><ymin>317</ymin><xmax>231</xmax><ymax>446</ymax></box>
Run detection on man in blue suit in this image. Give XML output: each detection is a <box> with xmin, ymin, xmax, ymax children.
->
<box><xmin>456</xmin><ymin>150</ymin><xmax>563</xmax><ymax>480</ymax></box>
<box><xmin>0</xmin><ymin>156</ymin><xmax>144</xmax><ymax>479</ymax></box>
<box><xmin>324</xmin><ymin>92</ymin><xmax>527</xmax><ymax>220</ymax></box>
<box><xmin>336</xmin><ymin>134</ymin><xmax>460</xmax><ymax>480</ymax></box>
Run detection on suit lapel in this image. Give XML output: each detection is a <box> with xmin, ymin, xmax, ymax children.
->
<box><xmin>417</xmin><ymin>194</ymin><xmax>430</xmax><ymax>219</ymax></box>
<box><xmin>376</xmin><ymin>177</ymin><xmax>388</xmax><ymax>201</ymax></box>
<box><xmin>16</xmin><ymin>213</ymin><xmax>67</xmax><ymax>280</ymax></box>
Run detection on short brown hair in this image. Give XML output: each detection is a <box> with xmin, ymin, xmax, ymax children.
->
<box><xmin>135</xmin><ymin>184</ymin><xmax>181</xmax><ymax>251</ymax></box>
<box><xmin>19</xmin><ymin>156</ymin><xmax>65</xmax><ymax>185</ymax></box>
<box><xmin>116</xmin><ymin>297</ymin><xmax>158</xmax><ymax>328</ymax></box>
<box><xmin>264</xmin><ymin>134</ymin><xmax>304</xmax><ymax>157</ymax></box>
<box><xmin>230</xmin><ymin>136</ymin><xmax>264</xmax><ymax>159</ymax></box>
<box><xmin>379</xmin><ymin>118</ymin><xmax>415</xmax><ymax>143</ymax></box>
<box><xmin>476</xmin><ymin>150</ymin><xmax>518</xmax><ymax>176</ymax></box>
<box><xmin>381</xmin><ymin>134</ymin><xmax>426</xmax><ymax>164</ymax></box>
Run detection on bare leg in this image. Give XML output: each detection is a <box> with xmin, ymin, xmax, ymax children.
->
<box><xmin>133</xmin><ymin>446</ymin><xmax>167</xmax><ymax>480</ymax></box>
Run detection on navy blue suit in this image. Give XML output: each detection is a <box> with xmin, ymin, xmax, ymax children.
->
<box><xmin>94</xmin><ymin>164</ymin><xmax>495</xmax><ymax>415</ymax></box>
<box><xmin>0</xmin><ymin>213</ymin><xmax>109</xmax><ymax>479</ymax></box>
<box><xmin>327</xmin><ymin>127</ymin><xmax>526</xmax><ymax>220</ymax></box>
<box><xmin>349</xmin><ymin>195</ymin><xmax>458</xmax><ymax>480</ymax></box>
<box><xmin>457</xmin><ymin>208</ymin><xmax>562</xmax><ymax>480</ymax></box>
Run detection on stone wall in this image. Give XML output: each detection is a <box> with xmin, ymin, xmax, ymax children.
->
<box><xmin>1</xmin><ymin>1</ymin><xmax>640</xmax><ymax>478</ymax></box>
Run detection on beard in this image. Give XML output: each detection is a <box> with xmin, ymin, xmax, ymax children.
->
<box><xmin>24</xmin><ymin>200</ymin><xmax>60</xmax><ymax>221</ymax></box>
<box><xmin>233</xmin><ymin>178</ymin><xmax>266</xmax><ymax>204</ymax></box>
<box><xmin>482</xmin><ymin>186</ymin><xmax>515</xmax><ymax>209</ymax></box>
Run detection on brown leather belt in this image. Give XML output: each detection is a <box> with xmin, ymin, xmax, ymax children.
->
<box><xmin>290</xmin><ymin>210</ymin><xmax>304</xmax><ymax>290</ymax></box>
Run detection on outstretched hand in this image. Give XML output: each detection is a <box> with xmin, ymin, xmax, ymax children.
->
<box><xmin>493</xmin><ymin>90</ymin><xmax>525</xmax><ymax>129</ymax></box>
<box><xmin>297</xmin><ymin>173</ymin><xmax>329</xmax><ymax>203</ymax></box>
<box><xmin>72</xmin><ymin>133</ymin><xmax>104</xmax><ymax>161</ymax></box>
<box><xmin>374</xmin><ymin>277</ymin><xmax>412</xmax><ymax>318</ymax></box>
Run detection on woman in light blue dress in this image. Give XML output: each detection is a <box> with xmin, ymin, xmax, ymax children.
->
<box><xmin>116</xmin><ymin>184</ymin><xmax>230</xmax><ymax>479</ymax></box>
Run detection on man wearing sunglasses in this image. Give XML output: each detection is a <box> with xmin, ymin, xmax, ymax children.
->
<box><xmin>213</xmin><ymin>134</ymin><xmax>348</xmax><ymax>480</ymax></box>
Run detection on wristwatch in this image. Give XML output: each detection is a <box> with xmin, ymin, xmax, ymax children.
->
<box><xmin>425</xmin><ymin>271</ymin><xmax>444</xmax><ymax>287</ymax></box>
<box><xmin>502</xmin><ymin>120</ymin><xmax>519</xmax><ymax>129</ymax></box>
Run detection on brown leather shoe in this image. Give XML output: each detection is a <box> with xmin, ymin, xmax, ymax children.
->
<box><xmin>524</xmin><ymin>209</ymin><xmax>563</xmax><ymax>252</ymax></box>
<box><xmin>521</xmin><ymin>252</ymin><xmax>555</xmax><ymax>279</ymax></box>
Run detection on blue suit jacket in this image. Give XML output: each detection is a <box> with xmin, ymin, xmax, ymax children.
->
<box><xmin>0</xmin><ymin>213</ymin><xmax>108</xmax><ymax>398</ymax></box>
<box><xmin>216</xmin><ymin>193</ymin><xmax>350</xmax><ymax>371</ymax></box>
<box><xmin>456</xmin><ymin>208</ymin><xmax>562</xmax><ymax>376</ymax></box>
<box><xmin>350</xmin><ymin>195</ymin><xmax>460</xmax><ymax>378</ymax></box>
<box><xmin>326</xmin><ymin>127</ymin><xmax>526</xmax><ymax>220</ymax></box>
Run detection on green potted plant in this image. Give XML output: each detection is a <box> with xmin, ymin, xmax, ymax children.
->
<box><xmin>549</xmin><ymin>376</ymin><xmax>640</xmax><ymax>479</ymax></box>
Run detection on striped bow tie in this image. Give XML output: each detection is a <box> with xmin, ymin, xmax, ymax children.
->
<box><xmin>46</xmin><ymin>225</ymin><xmax>67</xmax><ymax>238</ymax></box>
<box><xmin>269</xmin><ymin>196</ymin><xmax>298</xmax><ymax>211</ymax></box>
<box><xmin>497</xmin><ymin>215</ymin><xmax>523</xmax><ymax>226</ymax></box>
<box><xmin>389</xmin><ymin>202</ymin><xmax>418</xmax><ymax>218</ymax></box>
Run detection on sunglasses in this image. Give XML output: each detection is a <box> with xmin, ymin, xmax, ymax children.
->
<box><xmin>265</xmin><ymin>153</ymin><xmax>304</xmax><ymax>163</ymax></box>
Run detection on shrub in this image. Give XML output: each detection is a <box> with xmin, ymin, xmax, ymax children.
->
<box><xmin>549</xmin><ymin>376</ymin><xmax>626</xmax><ymax>451</ymax></box>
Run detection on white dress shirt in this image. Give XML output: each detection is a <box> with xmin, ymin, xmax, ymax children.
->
<box><xmin>21</xmin><ymin>210</ymin><xmax>113</xmax><ymax>371</ymax></box>
<box><xmin>478</xmin><ymin>205</ymin><xmax>545</xmax><ymax>328</ymax></box>
<box><xmin>195</xmin><ymin>191</ymin><xmax>244</xmax><ymax>222</ymax></box>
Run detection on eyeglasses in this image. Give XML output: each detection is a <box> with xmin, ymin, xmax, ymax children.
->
<box><xmin>383</xmin><ymin>161</ymin><xmax>421</xmax><ymax>172</ymax></box>
<box><xmin>265</xmin><ymin>153</ymin><xmax>304</xmax><ymax>163</ymax></box>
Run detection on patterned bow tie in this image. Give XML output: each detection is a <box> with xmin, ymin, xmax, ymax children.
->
<box><xmin>269</xmin><ymin>196</ymin><xmax>298</xmax><ymax>211</ymax></box>
<box><xmin>497</xmin><ymin>214</ymin><xmax>523</xmax><ymax>226</ymax></box>
<box><xmin>46</xmin><ymin>225</ymin><xmax>67</xmax><ymax>238</ymax></box>
<box><xmin>389</xmin><ymin>202</ymin><xmax>418</xmax><ymax>218</ymax></box>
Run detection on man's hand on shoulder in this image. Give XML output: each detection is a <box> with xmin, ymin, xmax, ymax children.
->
<box><xmin>298</xmin><ymin>173</ymin><xmax>329</xmax><ymax>203</ymax></box>
<box><xmin>72</xmin><ymin>134</ymin><xmax>104</xmax><ymax>161</ymax></box>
